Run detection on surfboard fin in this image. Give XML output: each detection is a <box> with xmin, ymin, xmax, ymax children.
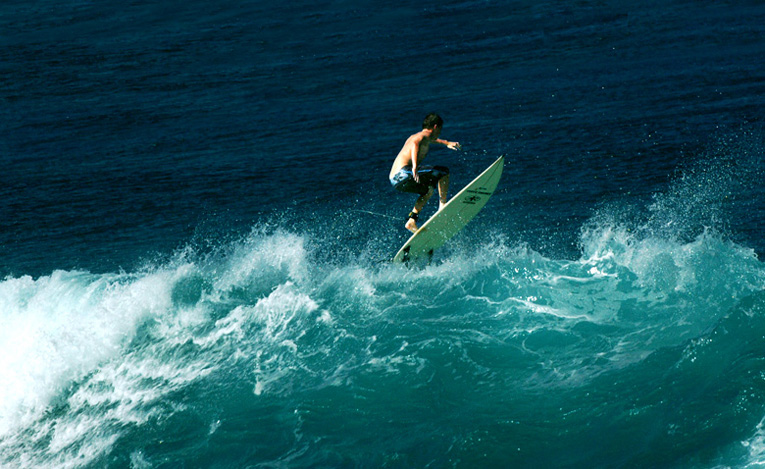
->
<box><xmin>401</xmin><ymin>246</ymin><xmax>411</xmax><ymax>264</ymax></box>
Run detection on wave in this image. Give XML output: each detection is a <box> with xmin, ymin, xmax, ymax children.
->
<box><xmin>0</xmin><ymin>209</ymin><xmax>763</xmax><ymax>466</ymax></box>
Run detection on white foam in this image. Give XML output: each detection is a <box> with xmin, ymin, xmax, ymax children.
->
<box><xmin>743</xmin><ymin>417</ymin><xmax>765</xmax><ymax>467</ymax></box>
<box><xmin>508</xmin><ymin>297</ymin><xmax>589</xmax><ymax>320</ymax></box>
<box><xmin>0</xmin><ymin>267</ymin><xmax>182</xmax><ymax>466</ymax></box>
<box><xmin>212</xmin><ymin>229</ymin><xmax>309</xmax><ymax>294</ymax></box>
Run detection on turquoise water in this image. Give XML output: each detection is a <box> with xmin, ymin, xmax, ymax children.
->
<box><xmin>3</xmin><ymin>191</ymin><xmax>765</xmax><ymax>466</ymax></box>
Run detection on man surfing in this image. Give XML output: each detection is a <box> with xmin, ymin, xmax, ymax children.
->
<box><xmin>389</xmin><ymin>113</ymin><xmax>461</xmax><ymax>233</ymax></box>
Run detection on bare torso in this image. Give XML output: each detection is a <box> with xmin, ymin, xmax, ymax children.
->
<box><xmin>389</xmin><ymin>130</ymin><xmax>433</xmax><ymax>179</ymax></box>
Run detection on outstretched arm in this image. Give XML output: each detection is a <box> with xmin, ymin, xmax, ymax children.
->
<box><xmin>436</xmin><ymin>139</ymin><xmax>462</xmax><ymax>150</ymax></box>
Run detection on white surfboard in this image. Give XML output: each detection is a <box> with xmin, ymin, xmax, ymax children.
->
<box><xmin>393</xmin><ymin>155</ymin><xmax>504</xmax><ymax>263</ymax></box>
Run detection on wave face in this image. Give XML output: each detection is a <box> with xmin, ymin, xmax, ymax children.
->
<box><xmin>1</xmin><ymin>214</ymin><xmax>764</xmax><ymax>467</ymax></box>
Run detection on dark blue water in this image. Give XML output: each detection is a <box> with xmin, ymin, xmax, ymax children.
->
<box><xmin>2</xmin><ymin>1</ymin><xmax>765</xmax><ymax>467</ymax></box>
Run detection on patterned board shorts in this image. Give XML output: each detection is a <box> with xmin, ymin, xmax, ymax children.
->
<box><xmin>390</xmin><ymin>165</ymin><xmax>449</xmax><ymax>195</ymax></box>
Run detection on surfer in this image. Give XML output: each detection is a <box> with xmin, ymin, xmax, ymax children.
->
<box><xmin>389</xmin><ymin>113</ymin><xmax>461</xmax><ymax>233</ymax></box>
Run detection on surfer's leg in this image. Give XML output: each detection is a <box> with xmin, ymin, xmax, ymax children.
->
<box><xmin>438</xmin><ymin>174</ymin><xmax>449</xmax><ymax>210</ymax></box>
<box><xmin>406</xmin><ymin>188</ymin><xmax>433</xmax><ymax>233</ymax></box>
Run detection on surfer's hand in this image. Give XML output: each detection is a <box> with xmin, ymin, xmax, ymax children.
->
<box><xmin>413</xmin><ymin>170</ymin><xmax>420</xmax><ymax>183</ymax></box>
<box><xmin>447</xmin><ymin>141</ymin><xmax>462</xmax><ymax>151</ymax></box>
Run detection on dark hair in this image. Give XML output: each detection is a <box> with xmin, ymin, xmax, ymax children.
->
<box><xmin>422</xmin><ymin>113</ymin><xmax>444</xmax><ymax>130</ymax></box>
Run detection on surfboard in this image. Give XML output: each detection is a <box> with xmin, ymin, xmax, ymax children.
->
<box><xmin>392</xmin><ymin>155</ymin><xmax>504</xmax><ymax>264</ymax></box>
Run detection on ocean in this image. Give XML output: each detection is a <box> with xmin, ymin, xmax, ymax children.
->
<box><xmin>2</xmin><ymin>0</ymin><xmax>765</xmax><ymax>467</ymax></box>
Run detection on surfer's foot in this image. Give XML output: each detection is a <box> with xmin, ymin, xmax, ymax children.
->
<box><xmin>405</xmin><ymin>218</ymin><xmax>418</xmax><ymax>233</ymax></box>
<box><xmin>439</xmin><ymin>200</ymin><xmax>447</xmax><ymax>211</ymax></box>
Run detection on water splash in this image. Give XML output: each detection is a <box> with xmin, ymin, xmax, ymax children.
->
<box><xmin>0</xmin><ymin>203</ymin><xmax>763</xmax><ymax>467</ymax></box>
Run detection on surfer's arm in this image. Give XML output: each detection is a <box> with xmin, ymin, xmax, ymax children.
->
<box><xmin>411</xmin><ymin>138</ymin><xmax>421</xmax><ymax>182</ymax></box>
<box><xmin>435</xmin><ymin>139</ymin><xmax>461</xmax><ymax>150</ymax></box>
